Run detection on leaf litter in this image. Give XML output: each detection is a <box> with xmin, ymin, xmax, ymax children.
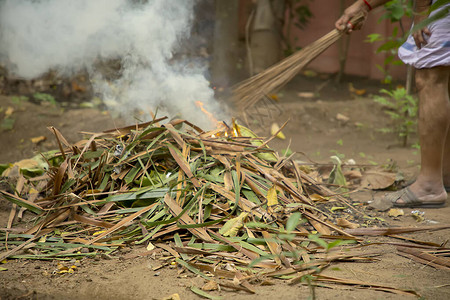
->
<box><xmin>0</xmin><ymin>116</ymin><xmax>447</xmax><ymax>298</ymax></box>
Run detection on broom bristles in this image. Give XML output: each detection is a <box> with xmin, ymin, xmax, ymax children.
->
<box><xmin>233</xmin><ymin>13</ymin><xmax>366</xmax><ymax>110</ymax></box>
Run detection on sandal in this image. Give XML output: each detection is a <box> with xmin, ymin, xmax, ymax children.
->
<box><xmin>370</xmin><ymin>187</ymin><xmax>446</xmax><ymax>211</ymax></box>
<box><xmin>386</xmin><ymin>187</ymin><xmax>446</xmax><ymax>208</ymax></box>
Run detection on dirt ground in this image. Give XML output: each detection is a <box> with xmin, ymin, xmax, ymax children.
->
<box><xmin>0</xmin><ymin>74</ymin><xmax>449</xmax><ymax>300</ymax></box>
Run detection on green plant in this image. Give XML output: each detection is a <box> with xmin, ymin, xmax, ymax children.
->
<box><xmin>284</xmin><ymin>0</ymin><xmax>313</xmax><ymax>56</ymax></box>
<box><xmin>365</xmin><ymin>0</ymin><xmax>413</xmax><ymax>84</ymax></box>
<box><xmin>373</xmin><ymin>87</ymin><xmax>417</xmax><ymax>146</ymax></box>
<box><xmin>33</xmin><ymin>92</ymin><xmax>57</xmax><ymax>106</ymax></box>
<box><xmin>11</xmin><ymin>95</ymin><xmax>29</xmax><ymax>104</ymax></box>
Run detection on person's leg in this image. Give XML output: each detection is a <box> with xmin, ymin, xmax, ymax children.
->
<box><xmin>394</xmin><ymin>65</ymin><xmax>450</xmax><ymax>205</ymax></box>
<box><xmin>443</xmin><ymin>79</ymin><xmax>450</xmax><ymax>189</ymax></box>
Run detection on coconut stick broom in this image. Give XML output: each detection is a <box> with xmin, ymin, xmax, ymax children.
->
<box><xmin>233</xmin><ymin>12</ymin><xmax>366</xmax><ymax>110</ymax></box>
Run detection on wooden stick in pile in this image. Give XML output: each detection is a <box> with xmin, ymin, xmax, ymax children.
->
<box><xmin>233</xmin><ymin>12</ymin><xmax>366</xmax><ymax>110</ymax></box>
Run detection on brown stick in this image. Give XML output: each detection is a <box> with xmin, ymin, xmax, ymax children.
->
<box><xmin>345</xmin><ymin>224</ymin><xmax>450</xmax><ymax>236</ymax></box>
<box><xmin>397</xmin><ymin>246</ymin><xmax>450</xmax><ymax>269</ymax></box>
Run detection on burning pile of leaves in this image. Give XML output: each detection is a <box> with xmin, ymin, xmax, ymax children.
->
<box><xmin>1</xmin><ymin>117</ymin><xmax>426</xmax><ymax>297</ymax></box>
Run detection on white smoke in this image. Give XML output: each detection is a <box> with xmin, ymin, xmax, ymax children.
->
<box><xmin>0</xmin><ymin>0</ymin><xmax>225</xmax><ymax>128</ymax></box>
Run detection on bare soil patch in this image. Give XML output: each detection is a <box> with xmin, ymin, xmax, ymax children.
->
<box><xmin>1</xmin><ymin>75</ymin><xmax>449</xmax><ymax>300</ymax></box>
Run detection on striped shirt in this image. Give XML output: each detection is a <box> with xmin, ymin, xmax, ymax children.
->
<box><xmin>398</xmin><ymin>1</ymin><xmax>450</xmax><ymax>68</ymax></box>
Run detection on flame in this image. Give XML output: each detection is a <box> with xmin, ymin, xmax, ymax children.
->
<box><xmin>195</xmin><ymin>101</ymin><xmax>239</xmax><ymax>138</ymax></box>
<box><xmin>195</xmin><ymin>101</ymin><xmax>218</xmax><ymax>125</ymax></box>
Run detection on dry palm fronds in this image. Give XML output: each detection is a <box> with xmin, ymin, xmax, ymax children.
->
<box><xmin>233</xmin><ymin>12</ymin><xmax>366</xmax><ymax>111</ymax></box>
<box><xmin>1</xmin><ymin>116</ymin><xmax>448</xmax><ymax>297</ymax></box>
<box><xmin>0</xmin><ymin>118</ymin><xmax>367</xmax><ymax>265</ymax></box>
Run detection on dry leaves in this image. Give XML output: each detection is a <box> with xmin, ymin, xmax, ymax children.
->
<box><xmin>360</xmin><ymin>170</ymin><xmax>396</xmax><ymax>190</ymax></box>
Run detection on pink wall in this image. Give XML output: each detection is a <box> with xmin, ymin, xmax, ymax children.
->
<box><xmin>238</xmin><ymin>0</ymin><xmax>411</xmax><ymax>80</ymax></box>
<box><xmin>286</xmin><ymin>0</ymin><xmax>410</xmax><ymax>80</ymax></box>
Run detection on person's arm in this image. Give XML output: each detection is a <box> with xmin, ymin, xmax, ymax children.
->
<box><xmin>335</xmin><ymin>0</ymin><xmax>391</xmax><ymax>32</ymax></box>
<box><xmin>412</xmin><ymin>0</ymin><xmax>432</xmax><ymax>49</ymax></box>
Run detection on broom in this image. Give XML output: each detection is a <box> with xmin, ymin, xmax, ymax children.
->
<box><xmin>233</xmin><ymin>12</ymin><xmax>366</xmax><ymax>110</ymax></box>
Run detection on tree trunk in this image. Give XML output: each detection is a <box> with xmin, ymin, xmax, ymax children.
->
<box><xmin>211</xmin><ymin>0</ymin><xmax>239</xmax><ymax>88</ymax></box>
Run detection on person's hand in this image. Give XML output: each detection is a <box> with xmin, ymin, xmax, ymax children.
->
<box><xmin>412</xmin><ymin>14</ymin><xmax>431</xmax><ymax>49</ymax></box>
<box><xmin>335</xmin><ymin>1</ymin><xmax>369</xmax><ymax>33</ymax></box>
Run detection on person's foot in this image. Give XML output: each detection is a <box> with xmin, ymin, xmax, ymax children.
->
<box><xmin>370</xmin><ymin>181</ymin><xmax>447</xmax><ymax>211</ymax></box>
<box><xmin>394</xmin><ymin>181</ymin><xmax>447</xmax><ymax>205</ymax></box>
<box><xmin>443</xmin><ymin>174</ymin><xmax>450</xmax><ymax>191</ymax></box>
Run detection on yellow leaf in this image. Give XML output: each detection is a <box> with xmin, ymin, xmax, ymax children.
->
<box><xmin>147</xmin><ymin>241</ymin><xmax>155</xmax><ymax>251</ymax></box>
<box><xmin>5</xmin><ymin>106</ymin><xmax>14</xmax><ymax>117</ymax></box>
<box><xmin>162</xmin><ymin>294</ymin><xmax>181</xmax><ymax>300</ymax></box>
<box><xmin>93</xmin><ymin>230</ymin><xmax>106</xmax><ymax>236</ymax></box>
<box><xmin>29</xmin><ymin>188</ymin><xmax>39</xmax><ymax>195</ymax></box>
<box><xmin>303</xmin><ymin>70</ymin><xmax>317</xmax><ymax>77</ymax></box>
<box><xmin>268</xmin><ymin>94</ymin><xmax>279</xmax><ymax>101</ymax></box>
<box><xmin>388</xmin><ymin>208</ymin><xmax>404</xmax><ymax>217</ymax></box>
<box><xmin>309</xmin><ymin>194</ymin><xmax>328</xmax><ymax>202</ymax></box>
<box><xmin>348</xmin><ymin>83</ymin><xmax>366</xmax><ymax>96</ymax></box>
<box><xmin>267</xmin><ymin>185</ymin><xmax>278</xmax><ymax>206</ymax></box>
<box><xmin>57</xmin><ymin>263</ymin><xmax>68</xmax><ymax>271</ymax></box>
<box><xmin>330</xmin><ymin>206</ymin><xmax>346</xmax><ymax>212</ymax></box>
<box><xmin>270</xmin><ymin>123</ymin><xmax>286</xmax><ymax>140</ymax></box>
<box><xmin>219</xmin><ymin>212</ymin><xmax>248</xmax><ymax>237</ymax></box>
<box><xmin>2</xmin><ymin>156</ymin><xmax>48</xmax><ymax>177</ymax></box>
<box><xmin>355</xmin><ymin>89</ymin><xmax>366</xmax><ymax>96</ymax></box>
<box><xmin>14</xmin><ymin>159</ymin><xmax>40</xmax><ymax>170</ymax></box>
<box><xmin>30</xmin><ymin>136</ymin><xmax>47</xmax><ymax>144</ymax></box>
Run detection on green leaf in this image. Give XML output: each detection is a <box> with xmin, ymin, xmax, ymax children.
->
<box><xmin>365</xmin><ymin>33</ymin><xmax>382</xmax><ymax>43</ymax></box>
<box><xmin>286</xmin><ymin>212</ymin><xmax>302</xmax><ymax>232</ymax></box>
<box><xmin>376</xmin><ymin>40</ymin><xmax>400</xmax><ymax>53</ymax></box>
<box><xmin>1</xmin><ymin>118</ymin><xmax>15</xmax><ymax>130</ymax></box>
<box><xmin>242</xmin><ymin>189</ymin><xmax>261</xmax><ymax>205</ymax></box>
<box><xmin>308</xmin><ymin>234</ymin><xmax>328</xmax><ymax>249</ymax></box>
<box><xmin>0</xmin><ymin>191</ymin><xmax>43</xmax><ymax>214</ymax></box>
<box><xmin>33</xmin><ymin>92</ymin><xmax>56</xmax><ymax>105</ymax></box>
<box><xmin>431</xmin><ymin>0</ymin><xmax>450</xmax><ymax>12</ymax></box>
<box><xmin>328</xmin><ymin>156</ymin><xmax>347</xmax><ymax>189</ymax></box>
<box><xmin>174</xmin><ymin>233</ymin><xmax>188</xmax><ymax>261</ymax></box>
<box><xmin>326</xmin><ymin>239</ymin><xmax>355</xmax><ymax>250</ymax></box>
<box><xmin>176</xmin><ymin>259</ymin><xmax>210</xmax><ymax>280</ymax></box>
